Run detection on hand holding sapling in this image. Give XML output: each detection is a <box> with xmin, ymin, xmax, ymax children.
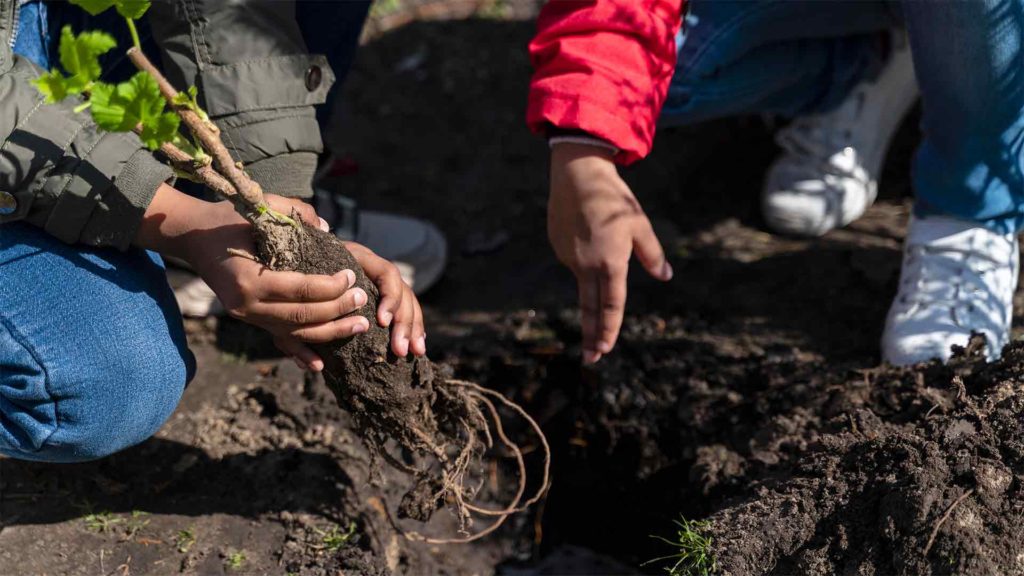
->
<box><xmin>39</xmin><ymin>0</ymin><xmax>549</xmax><ymax>543</ymax></box>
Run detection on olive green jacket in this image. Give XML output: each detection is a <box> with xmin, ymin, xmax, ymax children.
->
<box><xmin>0</xmin><ymin>0</ymin><xmax>335</xmax><ymax>249</ymax></box>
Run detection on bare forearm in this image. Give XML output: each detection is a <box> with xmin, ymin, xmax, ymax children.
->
<box><xmin>133</xmin><ymin>183</ymin><xmax>220</xmax><ymax>261</ymax></box>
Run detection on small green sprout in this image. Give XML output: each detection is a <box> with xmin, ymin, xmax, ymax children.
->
<box><xmin>122</xmin><ymin>510</ymin><xmax>150</xmax><ymax>539</ymax></box>
<box><xmin>83</xmin><ymin>511</ymin><xmax>123</xmax><ymax>533</ymax></box>
<box><xmin>316</xmin><ymin>521</ymin><xmax>357</xmax><ymax>552</ymax></box>
<box><xmin>643</xmin><ymin>517</ymin><xmax>718</xmax><ymax>576</ymax></box>
<box><xmin>175</xmin><ymin>526</ymin><xmax>197</xmax><ymax>553</ymax></box>
<box><xmin>225</xmin><ymin>550</ymin><xmax>246</xmax><ymax>570</ymax></box>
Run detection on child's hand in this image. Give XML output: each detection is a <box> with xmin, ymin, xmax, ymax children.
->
<box><xmin>257</xmin><ymin>196</ymin><xmax>426</xmax><ymax>362</ymax></box>
<box><xmin>136</xmin><ymin>185</ymin><xmax>425</xmax><ymax>371</ymax></box>
<box><xmin>548</xmin><ymin>143</ymin><xmax>673</xmax><ymax>364</ymax></box>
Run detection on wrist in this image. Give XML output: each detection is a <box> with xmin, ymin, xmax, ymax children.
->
<box><xmin>551</xmin><ymin>141</ymin><xmax>617</xmax><ymax>165</ymax></box>
<box><xmin>133</xmin><ymin>183</ymin><xmax>227</xmax><ymax>262</ymax></box>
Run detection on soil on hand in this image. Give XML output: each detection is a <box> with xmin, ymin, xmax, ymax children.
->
<box><xmin>3</xmin><ymin>3</ymin><xmax>1023</xmax><ymax>576</ymax></box>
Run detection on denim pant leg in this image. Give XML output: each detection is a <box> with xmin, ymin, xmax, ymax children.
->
<box><xmin>0</xmin><ymin>224</ymin><xmax>195</xmax><ymax>463</ymax></box>
<box><xmin>661</xmin><ymin>0</ymin><xmax>899</xmax><ymax>126</ymax></box>
<box><xmin>904</xmin><ymin>1</ymin><xmax>1024</xmax><ymax>233</ymax></box>
<box><xmin>1</xmin><ymin>4</ymin><xmax>193</xmax><ymax>463</ymax></box>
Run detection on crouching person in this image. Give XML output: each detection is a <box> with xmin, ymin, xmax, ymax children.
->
<box><xmin>0</xmin><ymin>0</ymin><xmax>425</xmax><ymax>462</ymax></box>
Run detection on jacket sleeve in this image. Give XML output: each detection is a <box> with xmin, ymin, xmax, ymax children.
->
<box><xmin>148</xmin><ymin>0</ymin><xmax>335</xmax><ymax>199</ymax></box>
<box><xmin>0</xmin><ymin>55</ymin><xmax>174</xmax><ymax>249</ymax></box>
<box><xmin>526</xmin><ymin>0</ymin><xmax>684</xmax><ymax>165</ymax></box>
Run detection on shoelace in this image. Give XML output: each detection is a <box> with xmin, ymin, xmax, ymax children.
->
<box><xmin>898</xmin><ymin>245</ymin><xmax>1006</xmax><ymax>320</ymax></box>
<box><xmin>774</xmin><ymin>90</ymin><xmax>867</xmax><ymax>180</ymax></box>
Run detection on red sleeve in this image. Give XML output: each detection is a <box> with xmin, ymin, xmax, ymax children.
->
<box><xmin>526</xmin><ymin>0</ymin><xmax>684</xmax><ymax>165</ymax></box>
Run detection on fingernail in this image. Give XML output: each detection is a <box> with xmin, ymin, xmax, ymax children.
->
<box><xmin>597</xmin><ymin>341</ymin><xmax>612</xmax><ymax>354</ymax></box>
<box><xmin>417</xmin><ymin>336</ymin><xmax>426</xmax><ymax>352</ymax></box>
<box><xmin>341</xmin><ymin>269</ymin><xmax>356</xmax><ymax>287</ymax></box>
<box><xmin>662</xmin><ymin>261</ymin><xmax>674</xmax><ymax>281</ymax></box>
<box><xmin>582</xmin><ymin>350</ymin><xmax>600</xmax><ymax>364</ymax></box>
<box><xmin>353</xmin><ymin>288</ymin><xmax>367</xmax><ymax>307</ymax></box>
<box><xmin>352</xmin><ymin>319</ymin><xmax>369</xmax><ymax>334</ymax></box>
<box><xmin>318</xmin><ymin>217</ymin><xmax>330</xmax><ymax>232</ymax></box>
<box><xmin>380</xmin><ymin>311</ymin><xmax>393</xmax><ymax>326</ymax></box>
<box><xmin>310</xmin><ymin>359</ymin><xmax>324</xmax><ymax>372</ymax></box>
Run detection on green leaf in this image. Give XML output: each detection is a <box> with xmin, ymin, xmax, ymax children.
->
<box><xmin>70</xmin><ymin>0</ymin><xmax>116</xmax><ymax>16</ymax></box>
<box><xmin>90</xmin><ymin>72</ymin><xmax>164</xmax><ymax>131</ymax></box>
<box><xmin>32</xmin><ymin>70</ymin><xmax>71</xmax><ymax>103</ymax></box>
<box><xmin>115</xmin><ymin>0</ymin><xmax>150</xmax><ymax>19</ymax></box>
<box><xmin>139</xmin><ymin>112</ymin><xmax>180</xmax><ymax>150</ymax></box>
<box><xmin>170</xmin><ymin>86</ymin><xmax>196</xmax><ymax>108</ymax></box>
<box><xmin>69</xmin><ymin>0</ymin><xmax>150</xmax><ymax>18</ymax></box>
<box><xmin>91</xmin><ymin>72</ymin><xmax>181</xmax><ymax>149</ymax></box>
<box><xmin>58</xmin><ymin>25</ymin><xmax>116</xmax><ymax>91</ymax></box>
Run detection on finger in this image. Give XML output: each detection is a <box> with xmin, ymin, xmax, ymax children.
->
<box><xmin>408</xmin><ymin>291</ymin><xmax>426</xmax><ymax>357</ymax></box>
<box><xmin>578</xmin><ymin>271</ymin><xmax>602</xmax><ymax>363</ymax></box>
<box><xmin>389</xmin><ymin>288</ymin><xmax>417</xmax><ymax>357</ymax></box>
<box><xmin>596</xmin><ymin>263</ymin><xmax>628</xmax><ymax>357</ymax></box>
<box><xmin>349</xmin><ymin>243</ymin><xmax>405</xmax><ymax>327</ymax></box>
<box><xmin>267</xmin><ymin>196</ymin><xmax>320</xmax><ymax>228</ymax></box>
<box><xmin>632</xmin><ymin>218</ymin><xmax>673</xmax><ymax>281</ymax></box>
<box><xmin>288</xmin><ymin>315</ymin><xmax>370</xmax><ymax>343</ymax></box>
<box><xmin>273</xmin><ymin>336</ymin><xmax>324</xmax><ymax>372</ymax></box>
<box><xmin>257</xmin><ymin>269</ymin><xmax>356</xmax><ymax>302</ymax></box>
<box><xmin>253</xmin><ymin>286</ymin><xmax>367</xmax><ymax>325</ymax></box>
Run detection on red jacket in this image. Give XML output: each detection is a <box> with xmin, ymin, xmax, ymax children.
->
<box><xmin>526</xmin><ymin>0</ymin><xmax>684</xmax><ymax>165</ymax></box>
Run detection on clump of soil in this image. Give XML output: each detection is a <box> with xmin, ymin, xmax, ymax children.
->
<box><xmin>253</xmin><ymin>221</ymin><xmax>548</xmax><ymax>542</ymax></box>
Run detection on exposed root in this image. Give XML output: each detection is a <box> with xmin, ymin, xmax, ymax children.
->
<box><xmin>386</xmin><ymin>379</ymin><xmax>551</xmax><ymax>544</ymax></box>
<box><xmin>922</xmin><ymin>488</ymin><xmax>975</xmax><ymax>557</ymax></box>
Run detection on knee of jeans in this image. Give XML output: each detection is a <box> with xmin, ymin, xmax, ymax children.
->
<box><xmin>35</xmin><ymin>341</ymin><xmax>191</xmax><ymax>463</ymax></box>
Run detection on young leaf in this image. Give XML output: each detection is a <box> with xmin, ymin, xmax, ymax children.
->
<box><xmin>139</xmin><ymin>112</ymin><xmax>180</xmax><ymax>150</ymax></box>
<box><xmin>90</xmin><ymin>72</ymin><xmax>164</xmax><ymax>131</ymax></box>
<box><xmin>70</xmin><ymin>0</ymin><xmax>150</xmax><ymax>19</ymax></box>
<box><xmin>32</xmin><ymin>70</ymin><xmax>71</xmax><ymax>103</ymax></box>
<box><xmin>58</xmin><ymin>25</ymin><xmax>116</xmax><ymax>91</ymax></box>
<box><xmin>170</xmin><ymin>87</ymin><xmax>195</xmax><ymax>108</ymax></box>
<box><xmin>69</xmin><ymin>0</ymin><xmax>116</xmax><ymax>16</ymax></box>
<box><xmin>114</xmin><ymin>0</ymin><xmax>150</xmax><ymax>19</ymax></box>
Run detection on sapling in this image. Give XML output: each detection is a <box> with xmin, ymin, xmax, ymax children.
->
<box><xmin>36</xmin><ymin>0</ymin><xmax>549</xmax><ymax>543</ymax></box>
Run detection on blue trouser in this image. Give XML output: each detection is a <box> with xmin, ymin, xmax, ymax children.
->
<box><xmin>661</xmin><ymin>0</ymin><xmax>1024</xmax><ymax>234</ymax></box>
<box><xmin>0</xmin><ymin>1</ymin><xmax>370</xmax><ymax>463</ymax></box>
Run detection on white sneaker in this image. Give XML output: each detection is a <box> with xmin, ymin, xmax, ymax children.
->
<box><xmin>882</xmin><ymin>216</ymin><xmax>1019</xmax><ymax>365</ymax></box>
<box><xmin>762</xmin><ymin>32</ymin><xmax>918</xmax><ymax>236</ymax></box>
<box><xmin>313</xmin><ymin>188</ymin><xmax>447</xmax><ymax>295</ymax></box>
<box><xmin>353</xmin><ymin>210</ymin><xmax>447</xmax><ymax>295</ymax></box>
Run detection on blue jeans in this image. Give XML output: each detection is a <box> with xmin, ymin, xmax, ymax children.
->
<box><xmin>0</xmin><ymin>0</ymin><xmax>369</xmax><ymax>463</ymax></box>
<box><xmin>662</xmin><ymin>0</ymin><xmax>1024</xmax><ymax>234</ymax></box>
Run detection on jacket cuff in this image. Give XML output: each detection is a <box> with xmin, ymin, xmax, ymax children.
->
<box><xmin>83</xmin><ymin>148</ymin><xmax>174</xmax><ymax>249</ymax></box>
<box><xmin>40</xmin><ymin>132</ymin><xmax>173</xmax><ymax>250</ymax></box>
<box><xmin>245</xmin><ymin>152</ymin><xmax>318</xmax><ymax>199</ymax></box>
<box><xmin>527</xmin><ymin>88</ymin><xmax>653</xmax><ymax>166</ymax></box>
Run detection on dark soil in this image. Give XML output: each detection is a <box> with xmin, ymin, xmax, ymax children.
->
<box><xmin>3</xmin><ymin>2</ymin><xmax>1024</xmax><ymax>575</ymax></box>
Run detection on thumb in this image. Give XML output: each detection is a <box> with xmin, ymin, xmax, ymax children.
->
<box><xmin>632</xmin><ymin>217</ymin><xmax>673</xmax><ymax>282</ymax></box>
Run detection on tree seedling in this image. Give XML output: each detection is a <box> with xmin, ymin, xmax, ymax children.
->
<box><xmin>37</xmin><ymin>0</ymin><xmax>551</xmax><ymax>544</ymax></box>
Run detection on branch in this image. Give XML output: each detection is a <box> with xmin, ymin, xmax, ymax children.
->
<box><xmin>132</xmin><ymin>124</ymin><xmax>242</xmax><ymax>208</ymax></box>
<box><xmin>126</xmin><ymin>47</ymin><xmax>265</xmax><ymax>211</ymax></box>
